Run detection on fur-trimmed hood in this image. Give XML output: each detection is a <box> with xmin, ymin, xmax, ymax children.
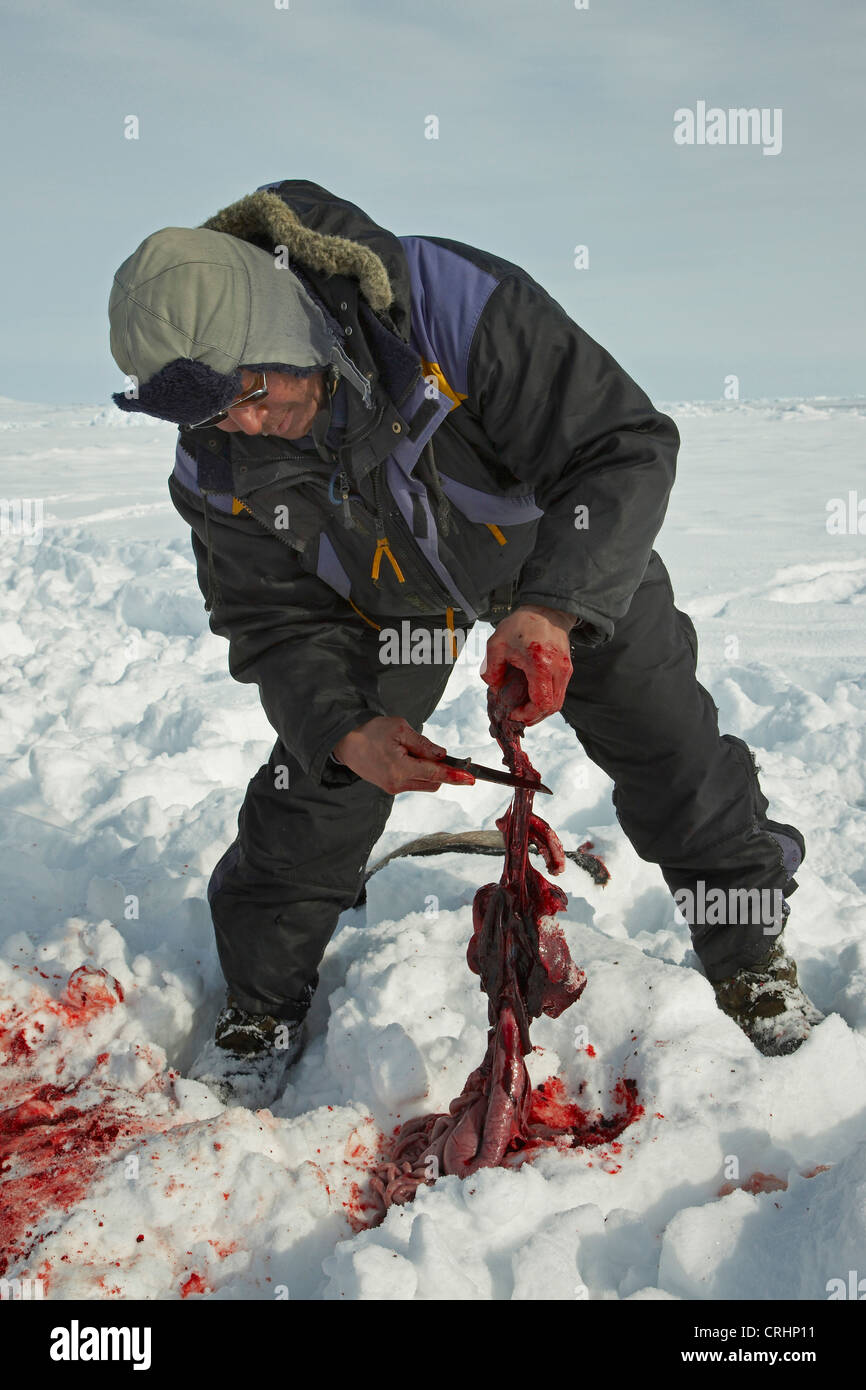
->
<box><xmin>200</xmin><ymin>181</ymin><xmax>413</xmax><ymax>341</ymax></box>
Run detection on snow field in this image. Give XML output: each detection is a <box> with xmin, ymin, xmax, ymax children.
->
<box><xmin>1</xmin><ymin>398</ymin><xmax>865</xmax><ymax>1299</ymax></box>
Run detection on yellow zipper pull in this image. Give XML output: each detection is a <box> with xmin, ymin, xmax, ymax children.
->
<box><xmin>446</xmin><ymin>606</ymin><xmax>459</xmax><ymax>660</ymax></box>
<box><xmin>371</xmin><ymin>537</ymin><xmax>406</xmax><ymax>584</ymax></box>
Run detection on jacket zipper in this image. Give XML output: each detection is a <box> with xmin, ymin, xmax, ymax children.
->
<box><xmin>231</xmin><ymin>455</ymin><xmax>464</xmax><ymax>616</ymax></box>
<box><xmin>370</xmin><ymin>466</ymin><xmax>466</xmax><ymax>614</ymax></box>
<box><xmin>235</xmin><ymin>490</ymin><xmax>308</xmax><ymax>554</ymax></box>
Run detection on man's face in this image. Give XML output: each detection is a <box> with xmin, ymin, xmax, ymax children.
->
<box><xmin>216</xmin><ymin>368</ymin><xmax>328</xmax><ymax>440</ymax></box>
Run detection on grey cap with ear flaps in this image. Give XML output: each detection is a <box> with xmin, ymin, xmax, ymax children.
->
<box><xmin>108</xmin><ymin>225</ymin><xmax>371</xmax><ymax>424</ymax></box>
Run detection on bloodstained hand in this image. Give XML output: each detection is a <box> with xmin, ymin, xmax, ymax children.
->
<box><xmin>333</xmin><ymin>716</ymin><xmax>476</xmax><ymax>795</ymax></box>
<box><xmin>481</xmin><ymin>604</ymin><xmax>575</xmax><ymax>725</ymax></box>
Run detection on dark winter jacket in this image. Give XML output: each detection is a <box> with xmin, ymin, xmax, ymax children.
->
<box><xmin>168</xmin><ymin>179</ymin><xmax>680</xmax><ymax>785</ymax></box>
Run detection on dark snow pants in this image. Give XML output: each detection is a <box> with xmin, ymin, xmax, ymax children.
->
<box><xmin>207</xmin><ymin>551</ymin><xmax>804</xmax><ymax>1019</ymax></box>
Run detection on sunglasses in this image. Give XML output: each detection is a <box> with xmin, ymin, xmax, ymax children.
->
<box><xmin>186</xmin><ymin>372</ymin><xmax>269</xmax><ymax>430</ymax></box>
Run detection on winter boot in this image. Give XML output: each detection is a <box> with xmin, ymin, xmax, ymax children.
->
<box><xmin>190</xmin><ymin>995</ymin><xmax>307</xmax><ymax>1108</ymax></box>
<box><xmin>712</xmin><ymin>939</ymin><xmax>824</xmax><ymax>1057</ymax></box>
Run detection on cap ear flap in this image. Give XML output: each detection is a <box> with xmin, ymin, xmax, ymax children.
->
<box><xmin>111</xmin><ymin>359</ymin><xmax>242</xmax><ymax>424</ymax></box>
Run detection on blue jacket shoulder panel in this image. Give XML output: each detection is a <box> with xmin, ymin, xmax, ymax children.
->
<box><xmin>397</xmin><ymin>235</ymin><xmax>501</xmax><ymax>400</ymax></box>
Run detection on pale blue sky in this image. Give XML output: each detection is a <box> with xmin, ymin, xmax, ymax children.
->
<box><xmin>3</xmin><ymin>0</ymin><xmax>863</xmax><ymax>403</ymax></box>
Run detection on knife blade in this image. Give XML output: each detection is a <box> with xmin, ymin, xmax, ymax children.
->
<box><xmin>437</xmin><ymin>755</ymin><xmax>552</xmax><ymax>795</ymax></box>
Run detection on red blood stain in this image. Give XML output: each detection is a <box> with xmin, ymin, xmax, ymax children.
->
<box><xmin>0</xmin><ymin>968</ymin><xmax>193</xmax><ymax>1281</ymax></box>
<box><xmin>1</xmin><ymin>1030</ymin><xmax>34</xmax><ymax>1065</ymax></box>
<box><xmin>521</xmin><ymin>1075</ymin><xmax>644</xmax><ymax>1153</ymax></box>
<box><xmin>208</xmin><ymin>1239</ymin><xmax>237</xmax><ymax>1259</ymax></box>
<box><xmin>0</xmin><ymin>1081</ymin><xmax>151</xmax><ymax>1276</ymax></box>
<box><xmin>180</xmin><ymin>1271</ymin><xmax>208</xmax><ymax>1298</ymax></box>
<box><xmin>742</xmin><ymin>1172</ymin><xmax>787</xmax><ymax>1195</ymax></box>
<box><xmin>522</xmin><ymin>1078</ymin><xmax>644</xmax><ymax>1145</ymax></box>
<box><xmin>343</xmin><ymin>1180</ymin><xmax>381</xmax><ymax>1235</ymax></box>
<box><xmin>0</xmin><ymin>966</ymin><xmax>123</xmax><ymax>1067</ymax></box>
<box><xmin>719</xmin><ymin>1165</ymin><xmax>831</xmax><ymax>1200</ymax></box>
<box><xmin>344</xmin><ymin>1128</ymin><xmax>370</xmax><ymax>1164</ymax></box>
<box><xmin>718</xmin><ymin>1171</ymin><xmax>788</xmax><ymax>1198</ymax></box>
<box><xmin>305</xmin><ymin>1129</ymin><xmax>389</xmax><ymax>1232</ymax></box>
<box><xmin>53</xmin><ymin>967</ymin><xmax>124</xmax><ymax>1026</ymax></box>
